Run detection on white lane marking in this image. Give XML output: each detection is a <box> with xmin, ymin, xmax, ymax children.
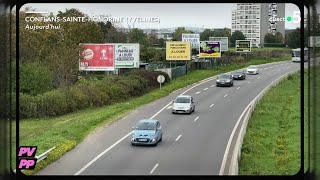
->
<box><xmin>219</xmin><ymin>68</ymin><xmax>299</xmax><ymax>175</ymax></box>
<box><xmin>258</xmin><ymin>77</ymin><xmax>261</xmax><ymax>79</ymax></box>
<box><xmin>74</xmin><ymin>74</ymin><xmax>223</xmax><ymax>175</ymax></box>
<box><xmin>264</xmin><ymin>68</ymin><xmax>267</xmax><ymax>69</ymax></box>
<box><xmin>224</xmin><ymin>94</ymin><xmax>228</xmax><ymax>98</ymax></box>
<box><xmin>74</xmin><ymin>131</ymin><xmax>133</xmax><ymax>175</ymax></box>
<box><xmin>194</xmin><ymin>116</ymin><xmax>199</xmax><ymax>122</ymax></box>
<box><xmin>203</xmin><ymin>88</ymin><xmax>209</xmax><ymax>91</ymax></box>
<box><xmin>236</xmin><ymin>87</ymin><xmax>240</xmax><ymax>89</ymax></box>
<box><xmin>175</xmin><ymin>135</ymin><xmax>182</xmax><ymax>141</ymax></box>
<box><xmin>166</xmin><ymin>106</ymin><xmax>172</xmax><ymax>109</ymax></box>
<box><xmin>210</xmin><ymin>104</ymin><xmax>214</xmax><ymax>108</ymax></box>
<box><xmin>150</xmin><ymin>164</ymin><xmax>159</xmax><ymax>174</ymax></box>
<box><xmin>248</xmin><ymin>81</ymin><xmax>251</xmax><ymax>83</ymax></box>
<box><xmin>211</xmin><ymin>85</ymin><xmax>216</xmax><ymax>87</ymax></box>
<box><xmin>195</xmin><ymin>91</ymin><xmax>201</xmax><ymax>94</ymax></box>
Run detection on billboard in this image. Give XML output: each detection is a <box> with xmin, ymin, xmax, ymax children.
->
<box><xmin>114</xmin><ymin>43</ymin><xmax>140</xmax><ymax>68</ymax></box>
<box><xmin>166</xmin><ymin>42</ymin><xmax>191</xmax><ymax>60</ymax></box>
<box><xmin>182</xmin><ymin>33</ymin><xmax>200</xmax><ymax>49</ymax></box>
<box><xmin>209</xmin><ymin>37</ymin><xmax>228</xmax><ymax>51</ymax></box>
<box><xmin>79</xmin><ymin>44</ymin><xmax>115</xmax><ymax>71</ymax></box>
<box><xmin>236</xmin><ymin>40</ymin><xmax>251</xmax><ymax>52</ymax></box>
<box><xmin>199</xmin><ymin>41</ymin><xmax>221</xmax><ymax>58</ymax></box>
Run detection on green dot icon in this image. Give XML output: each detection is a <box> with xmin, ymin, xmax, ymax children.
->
<box><xmin>287</xmin><ymin>16</ymin><xmax>292</xmax><ymax>21</ymax></box>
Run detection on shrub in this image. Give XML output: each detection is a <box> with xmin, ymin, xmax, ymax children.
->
<box><xmin>20</xmin><ymin>93</ymin><xmax>39</xmax><ymax>118</ymax></box>
<box><xmin>20</xmin><ymin>62</ymin><xmax>54</xmax><ymax>95</ymax></box>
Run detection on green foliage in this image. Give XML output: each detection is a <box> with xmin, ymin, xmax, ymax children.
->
<box><xmin>173</xmin><ymin>27</ymin><xmax>191</xmax><ymax>41</ymax></box>
<box><xmin>128</xmin><ymin>28</ymin><xmax>148</xmax><ymax>45</ymax></box>
<box><xmin>200</xmin><ymin>29</ymin><xmax>215</xmax><ymax>41</ymax></box>
<box><xmin>231</xmin><ymin>30</ymin><xmax>246</xmax><ymax>47</ymax></box>
<box><xmin>19</xmin><ymin>62</ymin><xmax>54</xmax><ymax>95</ymax></box>
<box><xmin>19</xmin><ymin>69</ymin><xmax>170</xmax><ymax>118</ymax></box>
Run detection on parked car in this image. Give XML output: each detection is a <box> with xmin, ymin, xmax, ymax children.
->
<box><xmin>246</xmin><ymin>65</ymin><xmax>259</xmax><ymax>75</ymax></box>
<box><xmin>216</xmin><ymin>73</ymin><xmax>234</xmax><ymax>87</ymax></box>
<box><xmin>172</xmin><ymin>95</ymin><xmax>195</xmax><ymax>114</ymax></box>
<box><xmin>131</xmin><ymin>119</ymin><xmax>162</xmax><ymax>146</ymax></box>
<box><xmin>232</xmin><ymin>70</ymin><xmax>246</xmax><ymax>80</ymax></box>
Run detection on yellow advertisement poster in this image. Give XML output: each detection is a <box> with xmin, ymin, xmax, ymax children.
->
<box><xmin>166</xmin><ymin>42</ymin><xmax>191</xmax><ymax>60</ymax></box>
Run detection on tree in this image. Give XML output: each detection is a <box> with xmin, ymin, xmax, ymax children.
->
<box><xmin>148</xmin><ymin>33</ymin><xmax>158</xmax><ymax>46</ymax></box>
<box><xmin>200</xmin><ymin>29</ymin><xmax>215</xmax><ymax>41</ymax></box>
<box><xmin>287</xmin><ymin>28</ymin><xmax>301</xmax><ymax>48</ymax></box>
<box><xmin>230</xmin><ymin>30</ymin><xmax>246</xmax><ymax>47</ymax></box>
<box><xmin>158</xmin><ymin>38</ymin><xmax>165</xmax><ymax>47</ymax></box>
<box><xmin>173</xmin><ymin>27</ymin><xmax>191</xmax><ymax>41</ymax></box>
<box><xmin>264</xmin><ymin>33</ymin><xmax>276</xmax><ymax>43</ymax></box>
<box><xmin>274</xmin><ymin>32</ymin><xmax>284</xmax><ymax>43</ymax></box>
<box><xmin>128</xmin><ymin>28</ymin><xmax>148</xmax><ymax>45</ymax></box>
<box><xmin>104</xmin><ymin>26</ymin><xmax>127</xmax><ymax>43</ymax></box>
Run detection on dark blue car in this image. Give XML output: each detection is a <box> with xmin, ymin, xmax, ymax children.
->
<box><xmin>131</xmin><ymin>119</ymin><xmax>162</xmax><ymax>146</ymax></box>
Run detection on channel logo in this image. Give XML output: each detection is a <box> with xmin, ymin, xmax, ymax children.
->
<box><xmin>18</xmin><ymin>146</ymin><xmax>38</xmax><ymax>170</ymax></box>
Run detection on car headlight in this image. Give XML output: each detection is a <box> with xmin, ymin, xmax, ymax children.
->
<box><xmin>151</xmin><ymin>132</ymin><xmax>155</xmax><ymax>136</ymax></box>
<box><xmin>238</xmin><ymin>75</ymin><xmax>242</xmax><ymax>77</ymax></box>
<box><xmin>226</xmin><ymin>80</ymin><xmax>230</xmax><ymax>82</ymax></box>
<box><xmin>216</xmin><ymin>80</ymin><xmax>220</xmax><ymax>82</ymax></box>
<box><xmin>152</xmin><ymin>138</ymin><xmax>156</xmax><ymax>142</ymax></box>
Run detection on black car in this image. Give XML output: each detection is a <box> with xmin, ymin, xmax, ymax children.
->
<box><xmin>216</xmin><ymin>74</ymin><xmax>234</xmax><ymax>87</ymax></box>
<box><xmin>232</xmin><ymin>70</ymin><xmax>246</xmax><ymax>80</ymax></box>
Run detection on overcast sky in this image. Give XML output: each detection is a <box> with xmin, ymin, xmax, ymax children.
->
<box><xmin>19</xmin><ymin>3</ymin><xmax>307</xmax><ymax>29</ymax></box>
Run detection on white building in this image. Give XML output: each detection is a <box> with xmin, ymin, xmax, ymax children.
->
<box><xmin>231</xmin><ymin>3</ymin><xmax>285</xmax><ymax>47</ymax></box>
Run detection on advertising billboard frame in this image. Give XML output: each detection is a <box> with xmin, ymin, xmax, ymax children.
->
<box><xmin>199</xmin><ymin>41</ymin><xmax>222</xmax><ymax>58</ymax></box>
<box><xmin>114</xmin><ymin>43</ymin><xmax>140</xmax><ymax>69</ymax></box>
<box><xmin>236</xmin><ymin>40</ymin><xmax>251</xmax><ymax>52</ymax></box>
<box><xmin>209</xmin><ymin>37</ymin><xmax>228</xmax><ymax>51</ymax></box>
<box><xmin>182</xmin><ymin>33</ymin><xmax>200</xmax><ymax>49</ymax></box>
<box><xmin>166</xmin><ymin>41</ymin><xmax>191</xmax><ymax>61</ymax></box>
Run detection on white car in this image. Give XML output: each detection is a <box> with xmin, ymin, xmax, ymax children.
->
<box><xmin>246</xmin><ymin>65</ymin><xmax>259</xmax><ymax>75</ymax></box>
<box><xmin>172</xmin><ymin>95</ymin><xmax>195</xmax><ymax>114</ymax></box>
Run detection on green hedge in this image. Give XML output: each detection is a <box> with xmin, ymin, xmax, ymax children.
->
<box><xmin>19</xmin><ymin>70</ymin><xmax>170</xmax><ymax>118</ymax></box>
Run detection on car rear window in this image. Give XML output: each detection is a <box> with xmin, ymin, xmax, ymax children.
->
<box><xmin>219</xmin><ymin>74</ymin><xmax>230</xmax><ymax>79</ymax></box>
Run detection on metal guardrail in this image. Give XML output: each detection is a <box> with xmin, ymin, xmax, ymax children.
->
<box><xmin>14</xmin><ymin>146</ymin><xmax>56</xmax><ymax>173</ymax></box>
<box><xmin>228</xmin><ymin>68</ymin><xmax>300</xmax><ymax>175</ymax></box>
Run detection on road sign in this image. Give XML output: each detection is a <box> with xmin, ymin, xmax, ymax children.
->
<box><xmin>209</xmin><ymin>37</ymin><xmax>228</xmax><ymax>51</ymax></box>
<box><xmin>236</xmin><ymin>40</ymin><xmax>251</xmax><ymax>52</ymax></box>
<box><xmin>309</xmin><ymin>36</ymin><xmax>320</xmax><ymax>47</ymax></box>
<box><xmin>199</xmin><ymin>41</ymin><xmax>221</xmax><ymax>58</ymax></box>
<box><xmin>79</xmin><ymin>43</ymin><xmax>115</xmax><ymax>71</ymax></box>
<box><xmin>166</xmin><ymin>42</ymin><xmax>191</xmax><ymax>60</ymax></box>
<box><xmin>182</xmin><ymin>33</ymin><xmax>200</xmax><ymax>49</ymax></box>
<box><xmin>157</xmin><ymin>75</ymin><xmax>165</xmax><ymax>90</ymax></box>
<box><xmin>114</xmin><ymin>43</ymin><xmax>140</xmax><ymax>68</ymax></box>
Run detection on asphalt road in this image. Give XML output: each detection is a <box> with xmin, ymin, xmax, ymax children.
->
<box><xmin>37</xmin><ymin>61</ymin><xmax>304</xmax><ymax>175</ymax></box>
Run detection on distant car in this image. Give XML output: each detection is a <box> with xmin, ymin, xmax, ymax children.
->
<box><xmin>246</xmin><ymin>65</ymin><xmax>259</xmax><ymax>75</ymax></box>
<box><xmin>216</xmin><ymin>73</ymin><xmax>234</xmax><ymax>87</ymax></box>
<box><xmin>232</xmin><ymin>70</ymin><xmax>246</xmax><ymax>80</ymax></box>
<box><xmin>131</xmin><ymin>119</ymin><xmax>162</xmax><ymax>146</ymax></box>
<box><xmin>172</xmin><ymin>95</ymin><xmax>195</xmax><ymax>114</ymax></box>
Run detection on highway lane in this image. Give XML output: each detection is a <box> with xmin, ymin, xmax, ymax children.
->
<box><xmin>36</xmin><ymin>61</ymin><xmax>302</xmax><ymax>175</ymax></box>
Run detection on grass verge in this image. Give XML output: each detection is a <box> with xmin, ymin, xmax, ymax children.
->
<box><xmin>13</xmin><ymin>56</ymin><xmax>290</xmax><ymax>175</ymax></box>
<box><xmin>239</xmin><ymin>70</ymin><xmax>307</xmax><ymax>175</ymax></box>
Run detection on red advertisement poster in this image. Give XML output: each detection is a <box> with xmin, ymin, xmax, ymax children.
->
<box><xmin>79</xmin><ymin>44</ymin><xmax>115</xmax><ymax>71</ymax></box>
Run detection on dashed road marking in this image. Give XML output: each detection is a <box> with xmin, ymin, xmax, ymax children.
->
<box><xmin>150</xmin><ymin>164</ymin><xmax>159</xmax><ymax>174</ymax></box>
<box><xmin>203</xmin><ymin>88</ymin><xmax>208</xmax><ymax>91</ymax></box>
<box><xmin>210</xmin><ymin>104</ymin><xmax>214</xmax><ymax>107</ymax></box>
<box><xmin>194</xmin><ymin>117</ymin><xmax>199</xmax><ymax>122</ymax></box>
<box><xmin>224</xmin><ymin>94</ymin><xmax>228</xmax><ymax>98</ymax></box>
<box><xmin>195</xmin><ymin>91</ymin><xmax>201</xmax><ymax>94</ymax></box>
<box><xmin>211</xmin><ymin>85</ymin><xmax>216</xmax><ymax>87</ymax></box>
<box><xmin>248</xmin><ymin>81</ymin><xmax>251</xmax><ymax>83</ymax></box>
<box><xmin>175</xmin><ymin>135</ymin><xmax>182</xmax><ymax>141</ymax></box>
<box><xmin>237</xmin><ymin>87</ymin><xmax>240</xmax><ymax>89</ymax></box>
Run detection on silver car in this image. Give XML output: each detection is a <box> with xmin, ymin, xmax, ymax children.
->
<box><xmin>172</xmin><ymin>95</ymin><xmax>195</xmax><ymax>114</ymax></box>
<box><xmin>246</xmin><ymin>65</ymin><xmax>259</xmax><ymax>75</ymax></box>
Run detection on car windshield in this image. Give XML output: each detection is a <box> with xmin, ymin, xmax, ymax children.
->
<box><xmin>175</xmin><ymin>97</ymin><xmax>191</xmax><ymax>103</ymax></box>
<box><xmin>248</xmin><ymin>66</ymin><xmax>257</xmax><ymax>69</ymax></box>
<box><xmin>135</xmin><ymin>121</ymin><xmax>156</xmax><ymax>130</ymax></box>
<box><xmin>219</xmin><ymin>74</ymin><xmax>230</xmax><ymax>79</ymax></box>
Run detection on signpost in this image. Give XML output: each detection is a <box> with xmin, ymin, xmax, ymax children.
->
<box><xmin>166</xmin><ymin>42</ymin><xmax>191</xmax><ymax>61</ymax></box>
<box><xmin>79</xmin><ymin>43</ymin><xmax>115</xmax><ymax>71</ymax></box>
<box><xmin>114</xmin><ymin>43</ymin><xmax>140</xmax><ymax>68</ymax></box>
<box><xmin>157</xmin><ymin>75</ymin><xmax>165</xmax><ymax>90</ymax></box>
<box><xmin>199</xmin><ymin>41</ymin><xmax>221</xmax><ymax>58</ymax></box>
<box><xmin>209</xmin><ymin>37</ymin><xmax>228</xmax><ymax>51</ymax></box>
<box><xmin>182</xmin><ymin>33</ymin><xmax>200</xmax><ymax>49</ymax></box>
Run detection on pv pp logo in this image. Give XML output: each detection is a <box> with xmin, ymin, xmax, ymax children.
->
<box><xmin>18</xmin><ymin>146</ymin><xmax>37</xmax><ymax>170</ymax></box>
